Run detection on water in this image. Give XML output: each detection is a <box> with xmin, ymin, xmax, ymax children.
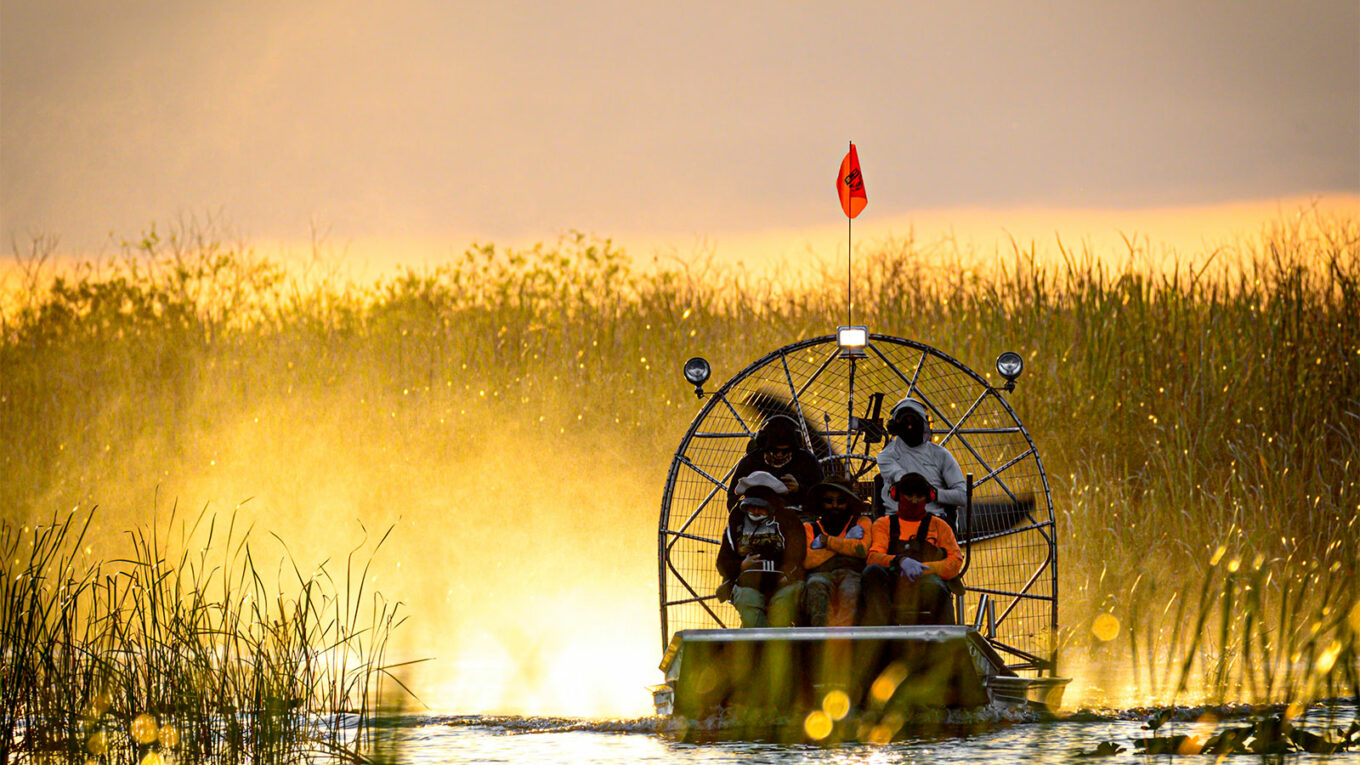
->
<box><xmin>379</xmin><ymin>702</ymin><xmax>1359</xmax><ymax>764</ymax></box>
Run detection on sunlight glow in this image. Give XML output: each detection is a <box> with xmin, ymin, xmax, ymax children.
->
<box><xmin>430</xmin><ymin>589</ymin><xmax>658</xmax><ymax>716</ymax></box>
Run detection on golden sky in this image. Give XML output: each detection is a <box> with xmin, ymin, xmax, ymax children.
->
<box><xmin>2</xmin><ymin>1</ymin><xmax>1357</xmax><ymax>263</ymax></box>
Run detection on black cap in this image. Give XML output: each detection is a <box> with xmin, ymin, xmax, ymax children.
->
<box><xmin>894</xmin><ymin>472</ymin><xmax>934</xmax><ymax>498</ymax></box>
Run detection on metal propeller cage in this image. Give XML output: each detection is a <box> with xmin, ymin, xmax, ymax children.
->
<box><xmin>658</xmin><ymin>334</ymin><xmax>1059</xmax><ymax>676</ymax></box>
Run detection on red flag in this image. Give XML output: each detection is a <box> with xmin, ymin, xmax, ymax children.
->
<box><xmin>837</xmin><ymin>143</ymin><xmax>867</xmax><ymax>218</ymax></box>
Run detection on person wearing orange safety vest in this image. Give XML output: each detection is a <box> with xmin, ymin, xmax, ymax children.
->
<box><xmin>802</xmin><ymin>476</ymin><xmax>872</xmax><ymax>627</ymax></box>
<box><xmin>862</xmin><ymin>471</ymin><xmax>964</xmax><ymax>626</ymax></box>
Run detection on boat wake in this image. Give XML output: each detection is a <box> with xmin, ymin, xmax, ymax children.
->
<box><xmin>434</xmin><ymin>714</ymin><xmax>667</xmax><ymax>735</ymax></box>
<box><xmin>406</xmin><ymin>697</ymin><xmax>1358</xmax><ymax>738</ymax></box>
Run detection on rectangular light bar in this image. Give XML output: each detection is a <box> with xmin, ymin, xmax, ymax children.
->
<box><xmin>837</xmin><ymin>325</ymin><xmax>868</xmax><ymax>356</ymax></box>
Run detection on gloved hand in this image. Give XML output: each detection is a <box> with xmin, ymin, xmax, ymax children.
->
<box><xmin>810</xmin><ymin>534</ymin><xmax>826</xmax><ymax>549</ymax></box>
<box><xmin>846</xmin><ymin>525</ymin><xmax>865</xmax><ymax>540</ymax></box>
<box><xmin>716</xmin><ymin>580</ymin><xmax>734</xmax><ymax>603</ymax></box>
<box><xmin>897</xmin><ymin>557</ymin><xmax>927</xmax><ymax>582</ymax></box>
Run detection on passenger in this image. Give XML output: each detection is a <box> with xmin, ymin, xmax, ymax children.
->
<box><xmin>715</xmin><ymin>471</ymin><xmax>807</xmax><ymax>628</ymax></box>
<box><xmin>802</xmin><ymin>476</ymin><xmax>872</xmax><ymax>627</ymax></box>
<box><xmin>861</xmin><ymin>472</ymin><xmax>963</xmax><ymax>626</ymax></box>
<box><xmin>727</xmin><ymin>415</ymin><xmax>824</xmax><ymax>512</ymax></box>
<box><xmin>876</xmin><ymin>397</ymin><xmax>966</xmax><ymax>525</ymax></box>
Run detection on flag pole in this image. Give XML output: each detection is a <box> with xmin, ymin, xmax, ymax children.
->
<box><xmin>846</xmin><ymin>141</ymin><xmax>858</xmax><ymax>476</ymax></box>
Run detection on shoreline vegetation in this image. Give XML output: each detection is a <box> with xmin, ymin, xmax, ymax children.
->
<box><xmin>1</xmin><ymin>208</ymin><xmax>1356</xmax><ymax>753</ymax></box>
<box><xmin>0</xmin><ymin>507</ymin><xmax>410</xmax><ymax>763</ymax></box>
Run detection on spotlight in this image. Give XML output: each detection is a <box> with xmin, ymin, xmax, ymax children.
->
<box><xmin>995</xmin><ymin>351</ymin><xmax>1024</xmax><ymax>390</ymax></box>
<box><xmin>683</xmin><ymin>357</ymin><xmax>711</xmax><ymax>397</ymax></box>
<box><xmin>837</xmin><ymin>326</ymin><xmax>868</xmax><ymax>358</ymax></box>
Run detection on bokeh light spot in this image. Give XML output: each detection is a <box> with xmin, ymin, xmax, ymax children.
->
<box><xmin>803</xmin><ymin>710</ymin><xmax>833</xmax><ymax>740</ymax></box>
<box><xmin>159</xmin><ymin>724</ymin><xmax>179</xmax><ymax>748</ymax></box>
<box><xmin>822</xmin><ymin>689</ymin><xmax>851</xmax><ymax>720</ymax></box>
<box><xmin>130</xmin><ymin>713</ymin><xmax>158</xmax><ymax>744</ymax></box>
<box><xmin>869</xmin><ymin>661</ymin><xmax>908</xmax><ymax>703</ymax></box>
<box><xmin>1314</xmin><ymin>640</ymin><xmax>1341</xmax><ymax>675</ymax></box>
<box><xmin>86</xmin><ymin>730</ymin><xmax>108</xmax><ymax>755</ymax></box>
<box><xmin>1091</xmin><ymin>613</ymin><xmax>1120</xmax><ymax>642</ymax></box>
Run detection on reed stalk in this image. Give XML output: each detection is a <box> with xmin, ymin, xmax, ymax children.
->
<box><xmin>0</xmin><ymin>506</ymin><xmax>409</xmax><ymax>763</ymax></box>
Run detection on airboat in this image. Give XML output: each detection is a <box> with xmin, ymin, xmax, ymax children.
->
<box><xmin>652</xmin><ymin>326</ymin><xmax>1071</xmax><ymax>730</ymax></box>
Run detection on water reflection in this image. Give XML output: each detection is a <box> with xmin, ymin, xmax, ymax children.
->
<box><xmin>380</xmin><ymin>701</ymin><xmax>1356</xmax><ymax>764</ymax></box>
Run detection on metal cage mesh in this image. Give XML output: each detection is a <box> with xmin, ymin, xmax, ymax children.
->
<box><xmin>658</xmin><ymin>335</ymin><xmax>1057</xmax><ymax>674</ymax></box>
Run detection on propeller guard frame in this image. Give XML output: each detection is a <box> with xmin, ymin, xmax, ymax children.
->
<box><xmin>657</xmin><ymin>334</ymin><xmax>1060</xmax><ymax>676</ymax></box>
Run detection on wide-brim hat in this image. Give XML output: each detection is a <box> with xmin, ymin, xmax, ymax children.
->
<box><xmin>810</xmin><ymin>475</ymin><xmax>864</xmax><ymax>508</ymax></box>
<box><xmin>735</xmin><ymin>471</ymin><xmax>788</xmax><ymax>495</ymax></box>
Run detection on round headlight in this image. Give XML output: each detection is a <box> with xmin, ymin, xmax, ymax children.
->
<box><xmin>996</xmin><ymin>351</ymin><xmax>1024</xmax><ymax>381</ymax></box>
<box><xmin>683</xmin><ymin>357</ymin><xmax>711</xmax><ymax>386</ymax></box>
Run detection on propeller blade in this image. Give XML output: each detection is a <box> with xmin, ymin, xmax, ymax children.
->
<box><xmin>958</xmin><ymin>493</ymin><xmax>1036</xmax><ymax>542</ymax></box>
<box><xmin>741</xmin><ymin>389</ymin><xmax>835</xmax><ymax>460</ymax></box>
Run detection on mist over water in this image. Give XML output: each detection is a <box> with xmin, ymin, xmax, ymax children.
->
<box><xmin>2</xmin><ymin>212</ymin><xmax>1357</xmax><ymax>720</ymax></box>
<box><xmin>14</xmin><ymin>375</ymin><xmax>669</xmax><ymax>716</ymax></box>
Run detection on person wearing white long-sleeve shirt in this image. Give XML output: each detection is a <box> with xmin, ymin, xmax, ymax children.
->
<box><xmin>876</xmin><ymin>397</ymin><xmax>966</xmax><ymax>519</ymax></box>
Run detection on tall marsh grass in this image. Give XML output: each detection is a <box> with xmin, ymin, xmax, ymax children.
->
<box><xmin>1</xmin><ymin>210</ymin><xmax>1357</xmax><ymax>712</ymax></box>
<box><xmin>0</xmin><ymin>506</ymin><xmax>409</xmax><ymax>762</ymax></box>
<box><xmin>1076</xmin><ymin>543</ymin><xmax>1358</xmax><ymax>710</ymax></box>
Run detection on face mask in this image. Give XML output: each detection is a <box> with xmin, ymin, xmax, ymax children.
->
<box><xmin>764</xmin><ymin>447</ymin><xmax>793</xmax><ymax>468</ymax></box>
<box><xmin>821</xmin><ymin>509</ymin><xmax>851</xmax><ymax>535</ymax></box>
<box><xmin>890</xmin><ymin>408</ymin><xmax>927</xmax><ymax>447</ymax></box>
<box><xmin>739</xmin><ymin>496</ymin><xmax>773</xmax><ymax>523</ymax></box>
<box><xmin>901</xmin><ymin>419</ymin><xmax>926</xmax><ymax>447</ymax></box>
<box><xmin>818</xmin><ymin>493</ymin><xmax>851</xmax><ymax>534</ymax></box>
<box><xmin>897</xmin><ymin>497</ymin><xmax>928</xmax><ymax>521</ymax></box>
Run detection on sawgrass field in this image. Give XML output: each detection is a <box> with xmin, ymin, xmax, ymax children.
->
<box><xmin>1</xmin><ymin>209</ymin><xmax>1356</xmax><ymax>758</ymax></box>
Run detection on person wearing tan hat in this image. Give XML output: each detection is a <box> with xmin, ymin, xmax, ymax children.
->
<box><xmin>715</xmin><ymin>471</ymin><xmax>807</xmax><ymax>627</ymax></box>
<box><xmin>802</xmin><ymin>476</ymin><xmax>872</xmax><ymax>627</ymax></box>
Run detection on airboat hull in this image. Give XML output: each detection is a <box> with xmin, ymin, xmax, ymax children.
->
<box><xmin>654</xmin><ymin>625</ymin><xmax>1068</xmax><ymax>719</ymax></box>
